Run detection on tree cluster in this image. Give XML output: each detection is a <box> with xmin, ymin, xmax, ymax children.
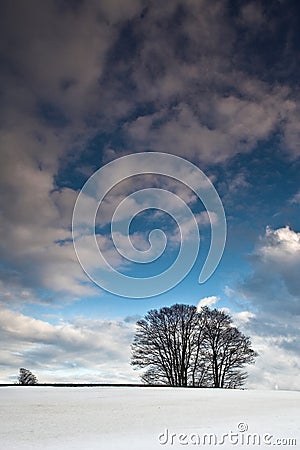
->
<box><xmin>131</xmin><ymin>304</ymin><xmax>257</xmax><ymax>388</ymax></box>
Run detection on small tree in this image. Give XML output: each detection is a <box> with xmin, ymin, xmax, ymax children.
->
<box><xmin>18</xmin><ymin>368</ymin><xmax>38</xmax><ymax>385</ymax></box>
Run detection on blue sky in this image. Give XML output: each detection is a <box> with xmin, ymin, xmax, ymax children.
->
<box><xmin>0</xmin><ymin>0</ymin><xmax>299</xmax><ymax>388</ymax></box>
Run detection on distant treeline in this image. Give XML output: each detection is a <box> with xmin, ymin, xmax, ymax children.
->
<box><xmin>0</xmin><ymin>383</ymin><xmax>232</xmax><ymax>388</ymax></box>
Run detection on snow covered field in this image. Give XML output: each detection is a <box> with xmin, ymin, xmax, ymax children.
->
<box><xmin>0</xmin><ymin>386</ymin><xmax>299</xmax><ymax>449</ymax></box>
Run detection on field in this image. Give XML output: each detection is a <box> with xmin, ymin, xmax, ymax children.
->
<box><xmin>0</xmin><ymin>387</ymin><xmax>299</xmax><ymax>449</ymax></box>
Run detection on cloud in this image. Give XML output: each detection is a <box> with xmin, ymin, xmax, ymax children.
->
<box><xmin>233</xmin><ymin>310</ymin><xmax>256</xmax><ymax>324</ymax></box>
<box><xmin>246</xmin><ymin>333</ymin><xmax>300</xmax><ymax>390</ymax></box>
<box><xmin>290</xmin><ymin>190</ymin><xmax>300</xmax><ymax>204</ymax></box>
<box><xmin>0</xmin><ymin>0</ymin><xmax>145</xmax><ymax>120</ymax></box>
<box><xmin>124</xmin><ymin>86</ymin><xmax>294</xmax><ymax>163</ymax></box>
<box><xmin>0</xmin><ymin>0</ymin><xmax>299</xmax><ymax>388</ymax></box>
<box><xmin>237</xmin><ymin>226</ymin><xmax>300</xmax><ymax>331</ymax></box>
<box><xmin>1</xmin><ymin>0</ymin><xmax>300</xmax><ymax>307</ymax></box>
<box><xmin>0</xmin><ymin>0</ymin><xmax>147</xmax><ymax>302</ymax></box>
<box><xmin>238</xmin><ymin>2</ymin><xmax>266</xmax><ymax>29</ymax></box>
<box><xmin>283</xmin><ymin>113</ymin><xmax>300</xmax><ymax>158</ymax></box>
<box><xmin>117</xmin><ymin>0</ymin><xmax>300</xmax><ymax>162</ymax></box>
<box><xmin>240</xmin><ymin>226</ymin><xmax>300</xmax><ymax>310</ymax></box>
<box><xmin>228</xmin><ymin>226</ymin><xmax>300</xmax><ymax>389</ymax></box>
<box><xmin>197</xmin><ymin>295</ymin><xmax>220</xmax><ymax>310</ymax></box>
<box><xmin>0</xmin><ymin>307</ymin><xmax>137</xmax><ymax>383</ymax></box>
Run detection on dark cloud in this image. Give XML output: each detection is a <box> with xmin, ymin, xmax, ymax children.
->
<box><xmin>0</xmin><ymin>0</ymin><xmax>299</xmax><ymax>299</ymax></box>
<box><xmin>0</xmin><ymin>0</ymin><xmax>299</xmax><ymax>387</ymax></box>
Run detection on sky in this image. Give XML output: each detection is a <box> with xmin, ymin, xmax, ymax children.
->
<box><xmin>0</xmin><ymin>0</ymin><xmax>299</xmax><ymax>389</ymax></box>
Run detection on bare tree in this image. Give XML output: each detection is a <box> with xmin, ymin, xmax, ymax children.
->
<box><xmin>131</xmin><ymin>304</ymin><xmax>257</xmax><ymax>388</ymax></box>
<box><xmin>18</xmin><ymin>368</ymin><xmax>38</xmax><ymax>385</ymax></box>
<box><xmin>131</xmin><ymin>304</ymin><xmax>206</xmax><ymax>386</ymax></box>
<box><xmin>200</xmin><ymin>307</ymin><xmax>258</xmax><ymax>388</ymax></box>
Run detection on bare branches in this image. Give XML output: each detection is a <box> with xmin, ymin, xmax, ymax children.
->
<box><xmin>131</xmin><ymin>304</ymin><xmax>257</xmax><ymax>388</ymax></box>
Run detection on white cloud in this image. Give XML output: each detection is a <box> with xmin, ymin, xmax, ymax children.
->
<box><xmin>237</xmin><ymin>226</ymin><xmax>300</xmax><ymax>314</ymax></box>
<box><xmin>197</xmin><ymin>295</ymin><xmax>220</xmax><ymax>310</ymax></box>
<box><xmin>233</xmin><ymin>311</ymin><xmax>256</xmax><ymax>324</ymax></box>
<box><xmin>0</xmin><ymin>307</ymin><xmax>137</xmax><ymax>383</ymax></box>
<box><xmin>246</xmin><ymin>334</ymin><xmax>300</xmax><ymax>391</ymax></box>
<box><xmin>252</xmin><ymin>226</ymin><xmax>300</xmax><ymax>301</ymax></box>
<box><xmin>224</xmin><ymin>285</ymin><xmax>235</xmax><ymax>298</ymax></box>
<box><xmin>228</xmin><ymin>226</ymin><xmax>300</xmax><ymax>389</ymax></box>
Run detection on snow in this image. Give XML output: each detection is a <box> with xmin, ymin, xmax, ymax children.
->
<box><xmin>0</xmin><ymin>387</ymin><xmax>299</xmax><ymax>449</ymax></box>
